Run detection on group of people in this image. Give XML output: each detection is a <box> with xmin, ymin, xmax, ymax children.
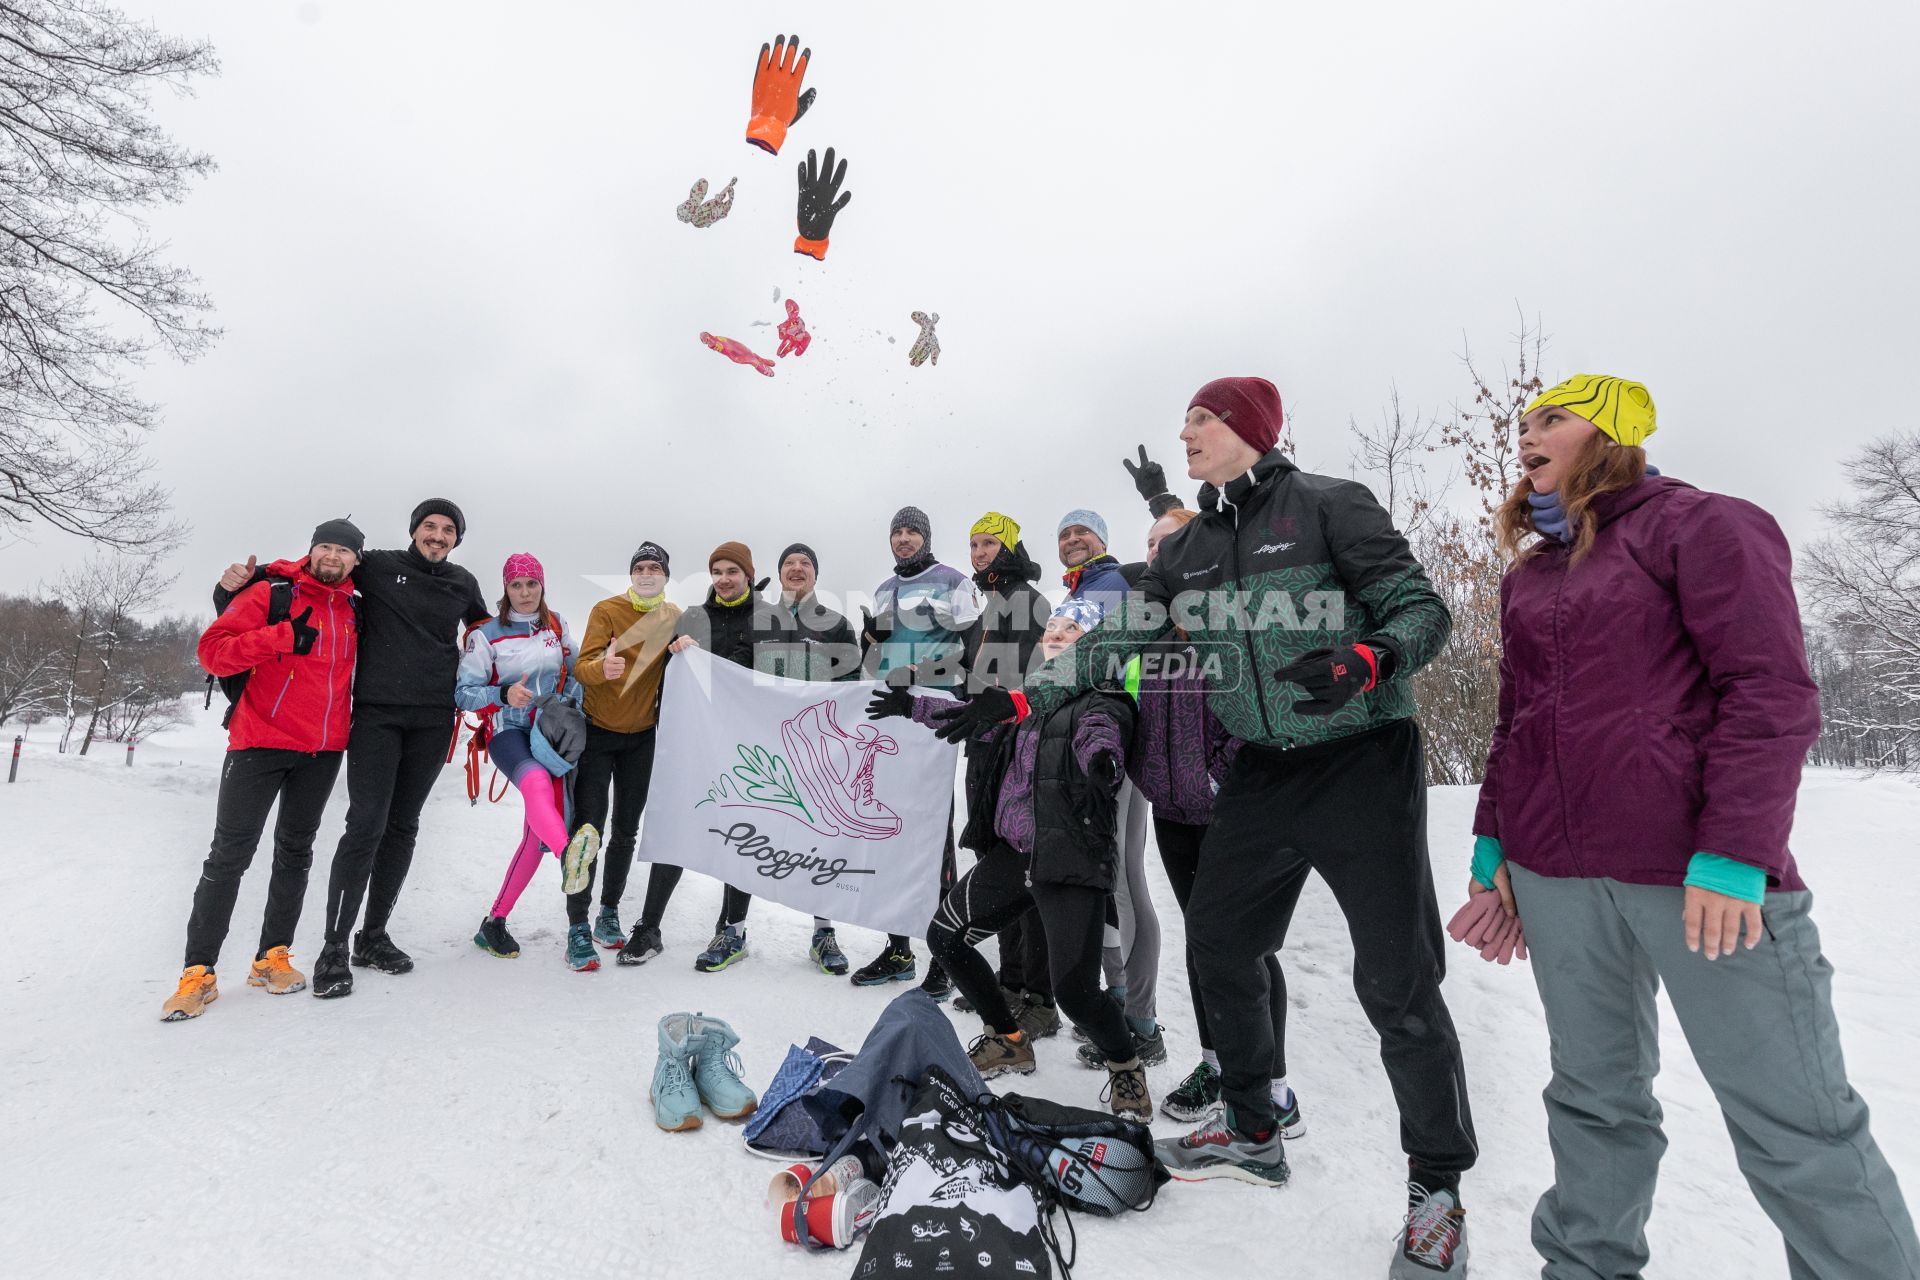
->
<box><xmin>161</xmin><ymin>374</ymin><xmax>1917</xmax><ymax>1279</ymax></box>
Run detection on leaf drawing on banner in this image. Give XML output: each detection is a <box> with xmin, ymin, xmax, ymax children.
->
<box><xmin>696</xmin><ymin>773</ymin><xmax>742</xmax><ymax>809</ymax></box>
<box><xmin>730</xmin><ymin>744</ymin><xmax>814</xmax><ymax>823</ymax></box>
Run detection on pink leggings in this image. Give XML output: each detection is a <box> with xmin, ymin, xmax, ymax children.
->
<box><xmin>488</xmin><ymin>760</ymin><xmax>571</xmax><ymax>919</ymax></box>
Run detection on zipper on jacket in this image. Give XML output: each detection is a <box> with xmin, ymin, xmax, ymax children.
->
<box><xmin>322</xmin><ymin>594</ymin><xmax>338</xmax><ymax>746</ymax></box>
<box><xmin>1224</xmin><ymin>493</ymin><xmax>1277</xmax><ymax>743</ymax></box>
<box><xmin>1548</xmin><ymin>561</ymin><xmax>1583</xmax><ymax>876</ymax></box>
<box><xmin>270</xmin><ymin>671</ymin><xmax>294</xmax><ymax>719</ymax></box>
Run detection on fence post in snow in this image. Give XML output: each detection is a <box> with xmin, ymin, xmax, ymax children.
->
<box><xmin>9</xmin><ymin>736</ymin><xmax>19</xmax><ymax>783</ymax></box>
<box><xmin>126</xmin><ymin>740</ymin><xmax>135</xmax><ymax>767</ymax></box>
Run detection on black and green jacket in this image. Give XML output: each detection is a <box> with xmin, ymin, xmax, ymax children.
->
<box><xmin>1021</xmin><ymin>449</ymin><xmax>1451</xmax><ymax>751</ymax></box>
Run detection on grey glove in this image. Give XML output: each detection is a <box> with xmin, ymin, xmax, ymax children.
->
<box><xmin>533</xmin><ymin>694</ymin><xmax>588</xmax><ymax>764</ymax></box>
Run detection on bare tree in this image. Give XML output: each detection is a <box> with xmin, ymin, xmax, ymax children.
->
<box><xmin>1349</xmin><ymin>382</ymin><xmax>1445</xmax><ymax>540</ymax></box>
<box><xmin>96</xmin><ymin>610</ymin><xmax>197</xmax><ymax>742</ymax></box>
<box><xmin>0</xmin><ymin>1</ymin><xmax>219</xmax><ymax>548</ymax></box>
<box><xmin>0</xmin><ymin>591</ymin><xmax>69</xmax><ymax>725</ymax></box>
<box><xmin>1798</xmin><ymin>433</ymin><xmax>1920</xmax><ymax>770</ymax></box>
<box><xmin>52</xmin><ymin>551</ymin><xmax>172</xmax><ymax>750</ymax></box>
<box><xmin>1437</xmin><ymin>306</ymin><xmax>1545</xmax><ymax>538</ymax></box>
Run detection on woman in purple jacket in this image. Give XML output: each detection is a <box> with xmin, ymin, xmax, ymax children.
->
<box><xmin>1469</xmin><ymin>374</ymin><xmax>1918</xmax><ymax>1280</ymax></box>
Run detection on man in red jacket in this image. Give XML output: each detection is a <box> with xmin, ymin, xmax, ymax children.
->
<box><xmin>162</xmin><ymin>519</ymin><xmax>363</xmax><ymax>1022</ymax></box>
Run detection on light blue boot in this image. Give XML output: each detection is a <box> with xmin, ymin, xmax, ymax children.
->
<box><xmin>650</xmin><ymin>1013</ymin><xmax>703</xmax><ymax>1132</ymax></box>
<box><xmin>688</xmin><ymin>1012</ymin><xmax>758</xmax><ymax>1120</ymax></box>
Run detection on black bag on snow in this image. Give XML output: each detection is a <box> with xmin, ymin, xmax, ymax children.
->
<box><xmin>852</xmin><ymin>1066</ymin><xmax>1056</xmax><ymax>1279</ymax></box>
<box><xmin>988</xmin><ymin>1092</ymin><xmax>1169</xmax><ymax>1217</ymax></box>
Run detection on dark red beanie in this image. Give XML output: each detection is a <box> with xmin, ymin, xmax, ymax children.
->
<box><xmin>1189</xmin><ymin>377</ymin><xmax>1284</xmax><ymax>454</ymax></box>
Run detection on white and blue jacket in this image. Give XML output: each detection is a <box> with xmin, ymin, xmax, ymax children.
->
<box><xmin>455</xmin><ymin>610</ymin><xmax>582</xmax><ymax>733</ymax></box>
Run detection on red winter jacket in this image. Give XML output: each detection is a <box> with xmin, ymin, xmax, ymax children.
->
<box><xmin>197</xmin><ymin>558</ymin><xmax>359</xmax><ymax>754</ymax></box>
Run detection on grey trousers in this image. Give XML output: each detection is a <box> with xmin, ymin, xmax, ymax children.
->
<box><xmin>1100</xmin><ymin>778</ymin><xmax>1161</xmax><ymax>1021</ymax></box>
<box><xmin>1510</xmin><ymin>864</ymin><xmax>1919</xmax><ymax>1280</ymax></box>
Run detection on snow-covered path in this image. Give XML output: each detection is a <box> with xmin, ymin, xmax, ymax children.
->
<box><xmin>4</xmin><ymin>705</ymin><xmax>1915</xmax><ymax>1278</ymax></box>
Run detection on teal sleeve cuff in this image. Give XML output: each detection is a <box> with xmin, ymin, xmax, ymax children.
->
<box><xmin>1684</xmin><ymin>852</ymin><xmax>1766</xmax><ymax>904</ymax></box>
<box><xmin>1470</xmin><ymin>835</ymin><xmax>1505</xmax><ymax>889</ymax></box>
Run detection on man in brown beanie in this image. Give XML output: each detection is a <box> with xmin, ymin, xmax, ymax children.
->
<box><xmin>931</xmin><ymin>375</ymin><xmax>1475</xmax><ymax>1276</ymax></box>
<box><xmin>654</xmin><ymin>541</ymin><xmax>800</xmax><ymax>972</ymax></box>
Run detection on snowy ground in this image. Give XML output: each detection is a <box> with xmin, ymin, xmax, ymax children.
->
<box><xmin>4</xmin><ymin>703</ymin><xmax>1916</xmax><ymax>1279</ymax></box>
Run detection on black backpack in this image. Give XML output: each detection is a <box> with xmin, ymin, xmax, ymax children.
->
<box><xmin>201</xmin><ymin>576</ymin><xmax>356</xmax><ymax>727</ymax></box>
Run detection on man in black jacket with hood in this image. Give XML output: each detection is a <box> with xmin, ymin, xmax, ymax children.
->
<box><xmin>217</xmin><ymin>498</ymin><xmax>491</xmax><ymax>997</ymax></box>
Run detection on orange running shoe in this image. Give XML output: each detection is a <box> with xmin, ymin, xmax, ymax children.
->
<box><xmin>247</xmin><ymin>946</ymin><xmax>308</xmax><ymax>995</ymax></box>
<box><xmin>162</xmin><ymin>966</ymin><xmax>219</xmax><ymax>1021</ymax></box>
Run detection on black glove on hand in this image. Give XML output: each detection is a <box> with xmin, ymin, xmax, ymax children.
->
<box><xmin>1122</xmin><ymin>445</ymin><xmax>1169</xmax><ymax>504</ymax></box>
<box><xmin>795</xmin><ymin>146</ymin><xmax>852</xmax><ymax>258</ymax></box>
<box><xmin>1076</xmin><ymin>750</ymin><xmax>1120</xmax><ymax>842</ymax></box>
<box><xmin>867</xmin><ymin>687</ymin><xmax>913</xmax><ymax>721</ymax></box>
<box><xmin>1271</xmin><ymin>644</ymin><xmax>1380</xmax><ymax>716</ymax></box>
<box><xmin>929</xmin><ymin>686</ymin><xmax>1019</xmax><ymax>743</ymax></box>
<box><xmin>289</xmin><ymin>606</ymin><xmax>319</xmax><ymax>656</ymax></box>
<box><xmin>860</xmin><ymin>607</ymin><xmax>891</xmax><ymax>649</ymax></box>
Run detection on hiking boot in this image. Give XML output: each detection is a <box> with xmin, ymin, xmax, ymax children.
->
<box><xmin>851</xmin><ymin>946</ymin><xmax>915</xmax><ymax>987</ymax></box>
<box><xmin>311</xmin><ymin>942</ymin><xmax>353</xmax><ymax>998</ymax></box>
<box><xmin>954</xmin><ymin>984</ymin><xmax>1021</xmax><ymax>1016</ymax></box>
<box><xmin>1391</xmin><ymin>1183</ymin><xmax>1468</xmax><ymax>1276</ymax></box>
<box><xmin>920</xmin><ymin>960</ymin><xmax>954</xmax><ymax>1003</ymax></box>
<box><xmin>591</xmin><ymin>906</ymin><xmax>626</xmax><ymax>949</ymax></box>
<box><xmin>566</xmin><ymin>922</ymin><xmax>600</xmax><ymax>972</ymax></box>
<box><xmin>1161</xmin><ymin>1060</ymin><xmax>1222</xmax><ymax>1123</ymax></box>
<box><xmin>351</xmin><ymin>927</ymin><xmax>413</xmax><ymax>974</ymax></box>
<box><xmin>161</xmin><ymin>966</ymin><xmax>218</xmax><ymax>1021</ymax></box>
<box><xmin>650</xmin><ymin>1012</ymin><xmax>703</xmax><ymax>1131</ymax></box>
<box><xmin>1154</xmin><ymin>1106</ymin><xmax>1291</xmax><ymax>1187</ymax></box>
<box><xmin>694</xmin><ymin>924</ymin><xmax>747</xmax><ymax>972</ymax></box>
<box><xmin>810</xmin><ymin>928</ymin><xmax>850</xmax><ymax>976</ymax></box>
<box><xmin>247</xmin><ymin>946</ymin><xmax>307</xmax><ymax>995</ymax></box>
<box><xmin>619</xmin><ymin>922</ymin><xmax>663</xmax><ymax>966</ymax></box>
<box><xmin>687</xmin><ymin>1012</ymin><xmax>758</xmax><ymax>1120</ymax></box>
<box><xmin>1076</xmin><ymin>1022</ymin><xmax>1167</xmax><ymax>1069</ymax></box>
<box><xmin>1103</xmin><ymin>1057</ymin><xmax>1154</xmax><ymax>1122</ymax></box>
<box><xmin>1015</xmin><ymin>996</ymin><xmax>1062</xmax><ymax>1041</ymax></box>
<box><xmin>561</xmin><ymin>824</ymin><xmax>600</xmax><ymax>895</ymax></box>
<box><xmin>967</xmin><ymin>1029</ymin><xmax>1036</xmax><ymax>1080</ymax></box>
<box><xmin>474</xmin><ymin>915</ymin><xmax>520</xmax><ymax>959</ymax></box>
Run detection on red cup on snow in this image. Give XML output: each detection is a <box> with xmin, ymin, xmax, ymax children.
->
<box><xmin>767</xmin><ymin>1154</ymin><xmax>864</xmax><ymax>1206</ymax></box>
<box><xmin>777</xmin><ymin>1176</ymin><xmax>881</xmax><ymax>1250</ymax></box>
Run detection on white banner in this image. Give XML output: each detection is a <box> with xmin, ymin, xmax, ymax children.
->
<box><xmin>637</xmin><ymin>648</ymin><xmax>959</xmax><ymax>939</ymax></box>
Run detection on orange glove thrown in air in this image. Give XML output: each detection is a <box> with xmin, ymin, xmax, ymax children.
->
<box><xmin>746</xmin><ymin>34</ymin><xmax>816</xmax><ymax>156</ymax></box>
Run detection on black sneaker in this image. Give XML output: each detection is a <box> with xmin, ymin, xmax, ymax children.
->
<box><xmin>1076</xmin><ymin>1022</ymin><xmax>1168</xmax><ymax>1069</ymax></box>
<box><xmin>473</xmin><ymin>915</ymin><xmax>520</xmax><ymax>958</ymax></box>
<box><xmin>311</xmin><ymin>943</ymin><xmax>353</xmax><ymax>999</ymax></box>
<box><xmin>1160</xmin><ymin>1060</ymin><xmax>1221</xmax><ymax>1123</ymax></box>
<box><xmin>618</xmin><ymin>922</ymin><xmax>663</xmax><ymax>967</ymax></box>
<box><xmin>351</xmin><ymin>927</ymin><xmax>414</xmax><ymax>974</ymax></box>
<box><xmin>851</xmin><ymin>946</ymin><xmax>916</xmax><ymax>987</ymax></box>
<box><xmin>919</xmin><ymin>959</ymin><xmax>954</xmax><ymax>1003</ymax></box>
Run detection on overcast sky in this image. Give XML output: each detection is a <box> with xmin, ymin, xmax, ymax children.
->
<box><xmin>3</xmin><ymin>0</ymin><xmax>1915</xmax><ymax>625</ymax></box>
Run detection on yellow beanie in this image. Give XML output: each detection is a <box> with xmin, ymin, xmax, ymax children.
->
<box><xmin>970</xmin><ymin>511</ymin><xmax>1021</xmax><ymax>547</ymax></box>
<box><xmin>1525</xmin><ymin>373</ymin><xmax>1657</xmax><ymax>447</ymax></box>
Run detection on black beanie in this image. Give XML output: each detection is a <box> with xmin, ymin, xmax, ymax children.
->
<box><xmin>310</xmin><ymin>517</ymin><xmax>365</xmax><ymax>556</ymax></box>
<box><xmin>778</xmin><ymin>542</ymin><xmax>818</xmax><ymax>575</ymax></box>
<box><xmin>409</xmin><ymin>498</ymin><xmax>466</xmax><ymax>545</ymax></box>
<box><xmin>629</xmin><ymin>541</ymin><xmax>671</xmax><ymax>574</ymax></box>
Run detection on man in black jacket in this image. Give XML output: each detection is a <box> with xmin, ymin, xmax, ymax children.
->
<box><xmin>217</xmin><ymin>499</ymin><xmax>490</xmax><ymax>998</ymax></box>
<box><xmin>937</xmin><ymin>378</ymin><xmax>1474</xmax><ymax>1276</ymax></box>
<box><xmin>657</xmin><ymin>541</ymin><xmax>799</xmax><ymax>972</ymax></box>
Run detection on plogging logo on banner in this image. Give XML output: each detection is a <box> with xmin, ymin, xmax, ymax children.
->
<box><xmin>640</xmin><ymin>649</ymin><xmax>959</xmax><ymax>939</ymax></box>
